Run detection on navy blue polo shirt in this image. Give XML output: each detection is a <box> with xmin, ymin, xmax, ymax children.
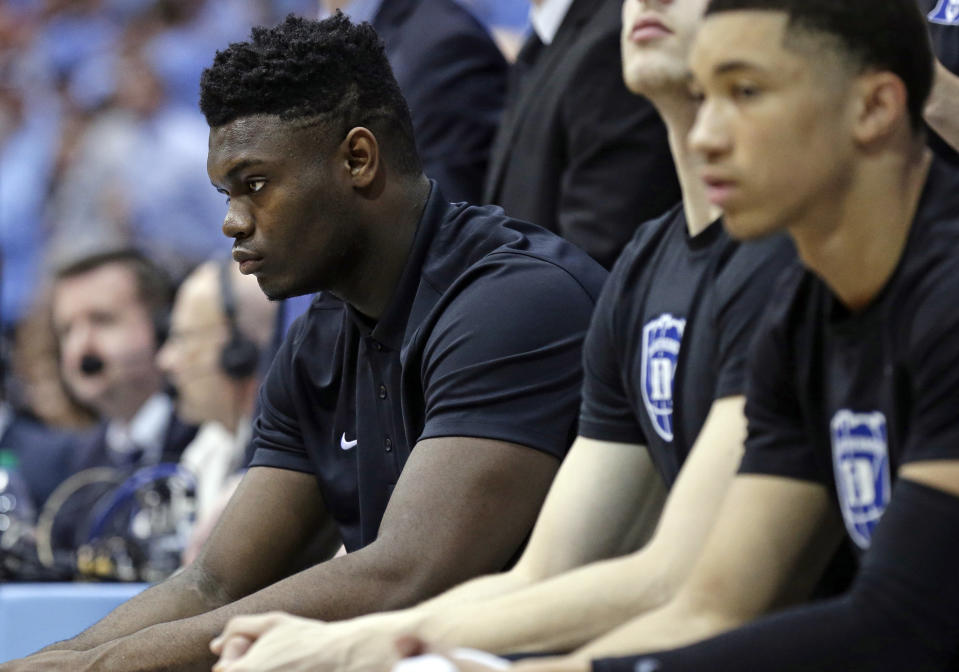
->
<box><xmin>249</xmin><ymin>183</ymin><xmax>607</xmax><ymax>552</ymax></box>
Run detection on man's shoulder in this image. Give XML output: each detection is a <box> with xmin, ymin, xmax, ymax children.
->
<box><xmin>889</xmin><ymin>157</ymin><xmax>959</xmax><ymax>310</ymax></box>
<box><xmin>712</xmin><ymin>232</ymin><xmax>798</xmax><ymax>304</ymax></box>
<box><xmin>425</xmin><ymin>202</ymin><xmax>609</xmax><ymax>299</ymax></box>
<box><xmin>607</xmin><ymin>203</ymin><xmax>687</xmax><ymax>282</ymax></box>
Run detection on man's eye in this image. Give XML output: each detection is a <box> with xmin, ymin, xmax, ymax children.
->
<box><xmin>732</xmin><ymin>83</ymin><xmax>760</xmax><ymax>100</ymax></box>
<box><xmin>248</xmin><ymin>179</ymin><xmax>266</xmax><ymax>193</ymax></box>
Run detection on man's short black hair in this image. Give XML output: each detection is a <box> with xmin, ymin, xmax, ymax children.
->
<box><xmin>199</xmin><ymin>13</ymin><xmax>421</xmax><ymax>175</ymax></box>
<box><xmin>54</xmin><ymin>248</ymin><xmax>174</xmax><ymax>344</ymax></box>
<box><xmin>705</xmin><ymin>0</ymin><xmax>934</xmax><ymax>131</ymax></box>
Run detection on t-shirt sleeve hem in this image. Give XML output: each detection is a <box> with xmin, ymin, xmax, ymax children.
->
<box><xmin>738</xmin><ymin>450</ymin><xmax>824</xmax><ymax>483</ymax></box>
<box><xmin>713</xmin><ymin>373</ymin><xmax>746</xmax><ymax>402</ymax></box>
<box><xmin>577</xmin><ymin>419</ymin><xmax>646</xmax><ymax>446</ymax></box>
<box><xmin>248</xmin><ymin>447</ymin><xmax>315</xmax><ymax>474</ymax></box>
<box><xmin>418</xmin><ymin>420</ymin><xmax>573</xmax><ymax>459</ymax></box>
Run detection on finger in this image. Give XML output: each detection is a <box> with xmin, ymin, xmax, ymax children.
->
<box><xmin>395</xmin><ymin>634</ymin><xmax>431</xmax><ymax>659</ymax></box>
<box><xmin>212</xmin><ymin>635</ymin><xmax>254</xmax><ymax>672</ymax></box>
<box><xmin>211</xmin><ymin>612</ymin><xmax>285</xmax><ymax>653</ymax></box>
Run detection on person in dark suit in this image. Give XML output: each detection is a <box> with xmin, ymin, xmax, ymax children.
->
<box><xmin>42</xmin><ymin>249</ymin><xmax>197</xmax><ymax>542</ymax></box>
<box><xmin>0</xmin><ymin>407</ymin><xmax>74</xmax><ymax>512</ymax></box>
<box><xmin>484</xmin><ymin>0</ymin><xmax>682</xmax><ymax>269</ymax></box>
<box><xmin>322</xmin><ymin>0</ymin><xmax>507</xmax><ymax>205</ymax></box>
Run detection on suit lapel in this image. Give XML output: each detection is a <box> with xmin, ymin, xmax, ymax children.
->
<box><xmin>484</xmin><ymin>0</ymin><xmax>595</xmax><ymax>202</ymax></box>
<box><xmin>371</xmin><ymin>0</ymin><xmax>416</xmax><ymax>39</ymax></box>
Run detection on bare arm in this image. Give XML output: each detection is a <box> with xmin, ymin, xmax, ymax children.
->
<box><xmin>925</xmin><ymin>59</ymin><xmax>959</xmax><ymax>152</ymax></box>
<box><xmin>550</xmin><ymin>463</ymin><xmax>959</xmax><ymax>672</ymax></box>
<box><xmin>7</xmin><ymin>436</ymin><xmax>559</xmax><ymax>672</ymax></box>
<box><xmin>572</xmin><ymin>473</ymin><xmax>844</xmax><ymax>659</ymax></box>
<box><xmin>412</xmin><ymin>396</ymin><xmax>746</xmax><ymax>655</ymax></box>
<box><xmin>41</xmin><ymin>467</ymin><xmax>333</xmax><ymax>654</ymax></box>
<box><xmin>401</xmin><ymin>431</ymin><xmax>665</xmax><ymax>613</ymax></box>
<box><xmin>215</xmin><ymin>433</ymin><xmax>665</xmax><ymax>672</ymax></box>
<box><xmin>215</xmin><ymin>397</ymin><xmax>746</xmax><ymax>672</ymax></box>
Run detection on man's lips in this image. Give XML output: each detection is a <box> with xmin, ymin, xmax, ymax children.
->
<box><xmin>630</xmin><ymin>17</ymin><xmax>672</xmax><ymax>43</ymax></box>
<box><xmin>232</xmin><ymin>249</ymin><xmax>264</xmax><ymax>274</ymax></box>
<box><xmin>700</xmin><ymin>173</ymin><xmax>739</xmax><ymax>207</ymax></box>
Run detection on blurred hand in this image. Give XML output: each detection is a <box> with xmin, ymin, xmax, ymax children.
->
<box><xmin>211</xmin><ymin>612</ymin><xmax>399</xmax><ymax>672</ymax></box>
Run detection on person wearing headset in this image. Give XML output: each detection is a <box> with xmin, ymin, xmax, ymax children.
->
<box><xmin>42</xmin><ymin>249</ymin><xmax>198</xmax><ymax>549</ymax></box>
<box><xmin>156</xmin><ymin>258</ymin><xmax>277</xmax><ymax>564</ymax></box>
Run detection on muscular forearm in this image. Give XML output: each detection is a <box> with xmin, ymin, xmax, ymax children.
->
<box><xmin>592</xmin><ymin>479</ymin><xmax>959</xmax><ymax>672</ymax></box>
<box><xmin>53</xmin><ymin>545</ymin><xmax>476</xmax><ymax>671</ymax></box>
<box><xmin>40</xmin><ymin>568</ymin><xmax>231</xmax><ymax>653</ymax></box>
<box><xmin>415</xmin><ymin>566</ymin><xmax>535</xmax><ymax>612</ymax></box>
<box><xmin>418</xmin><ymin>550</ymin><xmax>676</xmax><ymax>655</ymax></box>
<box><xmin>571</xmin><ymin>587</ymin><xmax>741</xmax><ymax>661</ymax></box>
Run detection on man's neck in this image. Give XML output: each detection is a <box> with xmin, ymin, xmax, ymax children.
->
<box><xmin>650</xmin><ymin>86</ymin><xmax>721</xmax><ymax>237</ymax></box>
<box><xmin>791</xmin><ymin>147</ymin><xmax>932</xmax><ymax>312</ymax></box>
<box><xmin>341</xmin><ymin>176</ymin><xmax>431</xmax><ymax>320</ymax></box>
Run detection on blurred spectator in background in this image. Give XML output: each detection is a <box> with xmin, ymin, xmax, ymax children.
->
<box><xmin>0</xmin><ymin>0</ymin><xmax>317</xmax><ymax>333</ymax></box>
<box><xmin>321</xmin><ymin>0</ymin><xmax>507</xmax><ymax>204</ymax></box>
<box><xmin>157</xmin><ymin>259</ymin><xmax>277</xmax><ymax>565</ymax></box>
<box><xmin>50</xmin><ymin>250</ymin><xmax>196</xmax><ymax>476</ymax></box>
<box><xmin>459</xmin><ymin>0</ymin><xmax>529</xmax><ymax>59</ymax></box>
<box><xmin>919</xmin><ymin>0</ymin><xmax>959</xmax><ymax>155</ymax></box>
<box><xmin>483</xmin><ymin>0</ymin><xmax>681</xmax><ymax>269</ymax></box>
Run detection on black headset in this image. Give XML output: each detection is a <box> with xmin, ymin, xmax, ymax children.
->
<box><xmin>218</xmin><ymin>259</ymin><xmax>260</xmax><ymax>379</ymax></box>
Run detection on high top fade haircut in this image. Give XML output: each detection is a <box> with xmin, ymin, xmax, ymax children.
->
<box><xmin>199</xmin><ymin>13</ymin><xmax>421</xmax><ymax>175</ymax></box>
<box><xmin>705</xmin><ymin>0</ymin><xmax>934</xmax><ymax>132</ymax></box>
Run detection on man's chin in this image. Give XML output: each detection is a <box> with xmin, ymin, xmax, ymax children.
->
<box><xmin>722</xmin><ymin>210</ymin><xmax>779</xmax><ymax>242</ymax></box>
<box><xmin>257</xmin><ymin>276</ymin><xmax>315</xmax><ymax>302</ymax></box>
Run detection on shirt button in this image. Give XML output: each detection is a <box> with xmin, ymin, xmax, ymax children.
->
<box><xmin>378</xmin><ymin>384</ymin><xmax>388</xmax><ymax>399</ymax></box>
<box><xmin>385</xmin><ymin>437</ymin><xmax>393</xmax><ymax>452</ymax></box>
<box><xmin>373</xmin><ymin>341</ymin><xmax>383</xmax><ymax>351</ymax></box>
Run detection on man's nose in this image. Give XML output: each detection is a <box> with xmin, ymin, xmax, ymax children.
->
<box><xmin>222</xmin><ymin>201</ymin><xmax>253</xmax><ymax>240</ymax></box>
<box><xmin>63</xmin><ymin>323</ymin><xmax>96</xmax><ymax>365</ymax></box>
<box><xmin>689</xmin><ymin>99</ymin><xmax>732</xmax><ymax>162</ymax></box>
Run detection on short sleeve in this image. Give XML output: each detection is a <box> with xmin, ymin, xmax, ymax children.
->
<box><xmin>248</xmin><ymin>317</ymin><xmax>314</xmax><ymax>474</ymax></box>
<box><xmin>901</xmin><ymin>262</ymin><xmax>959</xmax><ymax>464</ymax></box>
<box><xmin>578</xmin><ymin>261</ymin><xmax>647</xmax><ymax>445</ymax></box>
<box><xmin>417</xmin><ymin>256</ymin><xmax>599</xmax><ymax>458</ymax></box>
<box><xmin>713</xmin><ymin>235</ymin><xmax>796</xmax><ymax>400</ymax></box>
<box><xmin>738</xmin><ymin>271</ymin><xmax>824</xmax><ymax>483</ymax></box>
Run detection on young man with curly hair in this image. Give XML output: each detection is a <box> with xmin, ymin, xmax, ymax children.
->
<box><xmin>0</xmin><ymin>14</ymin><xmax>606</xmax><ymax>672</ymax></box>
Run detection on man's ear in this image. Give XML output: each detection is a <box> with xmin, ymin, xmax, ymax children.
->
<box><xmin>851</xmin><ymin>71</ymin><xmax>910</xmax><ymax>145</ymax></box>
<box><xmin>343</xmin><ymin>127</ymin><xmax>379</xmax><ymax>187</ymax></box>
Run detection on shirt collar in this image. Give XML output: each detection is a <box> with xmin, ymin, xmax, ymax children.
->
<box><xmin>105</xmin><ymin>393</ymin><xmax>173</xmax><ymax>460</ymax></box>
<box><xmin>349</xmin><ymin>180</ymin><xmax>446</xmax><ymax>352</ymax></box>
<box><xmin>321</xmin><ymin>0</ymin><xmax>385</xmax><ymax>24</ymax></box>
<box><xmin>529</xmin><ymin>0</ymin><xmax>576</xmax><ymax>44</ymax></box>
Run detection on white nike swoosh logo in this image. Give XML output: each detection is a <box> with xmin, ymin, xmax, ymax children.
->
<box><xmin>340</xmin><ymin>433</ymin><xmax>358</xmax><ymax>450</ymax></box>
